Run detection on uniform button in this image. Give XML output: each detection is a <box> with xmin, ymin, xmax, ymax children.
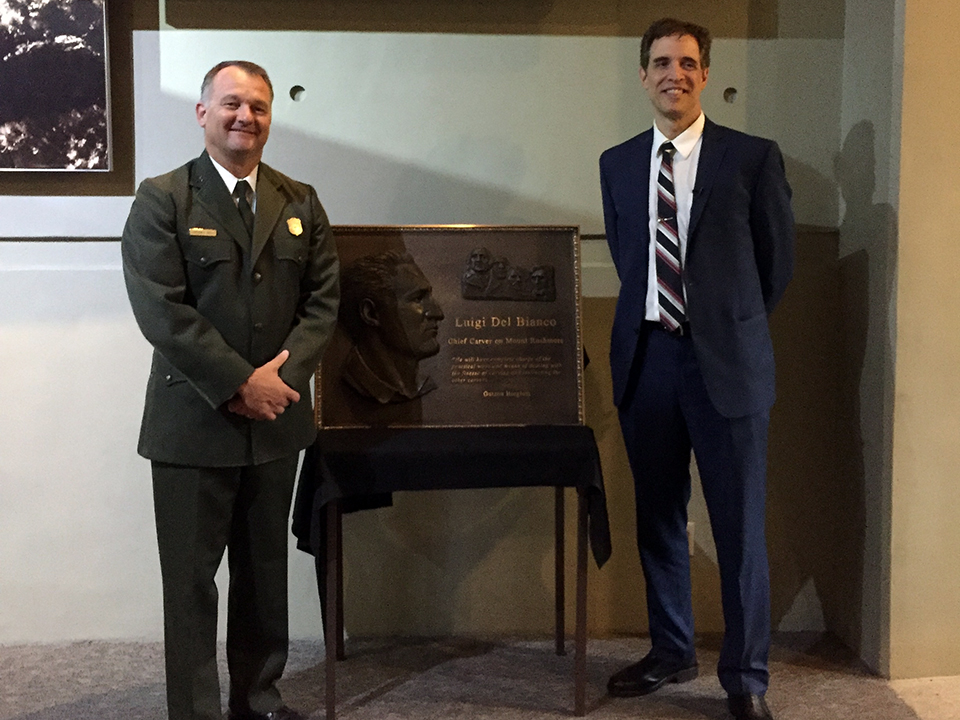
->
<box><xmin>199</xmin><ymin>256</ymin><xmax>207</xmax><ymax>264</ymax></box>
<box><xmin>165</xmin><ymin>374</ymin><xmax>172</xmax><ymax>380</ymax></box>
<box><xmin>254</xmin><ymin>322</ymin><xmax>264</xmax><ymax>330</ymax></box>
<box><xmin>253</xmin><ymin>272</ymin><xmax>262</xmax><ymax>283</ymax></box>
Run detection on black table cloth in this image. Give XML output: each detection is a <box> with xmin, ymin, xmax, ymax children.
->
<box><xmin>292</xmin><ymin>424</ymin><xmax>611</xmax><ymax>567</ymax></box>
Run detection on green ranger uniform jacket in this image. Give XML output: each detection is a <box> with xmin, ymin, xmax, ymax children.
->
<box><xmin>122</xmin><ymin>151</ymin><xmax>340</xmax><ymax>467</ymax></box>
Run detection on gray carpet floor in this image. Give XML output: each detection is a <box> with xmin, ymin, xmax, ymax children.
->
<box><xmin>0</xmin><ymin>634</ymin><xmax>919</xmax><ymax>719</ymax></box>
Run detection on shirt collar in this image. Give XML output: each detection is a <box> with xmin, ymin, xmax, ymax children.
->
<box><xmin>208</xmin><ymin>155</ymin><xmax>259</xmax><ymax>194</ymax></box>
<box><xmin>653</xmin><ymin>112</ymin><xmax>705</xmax><ymax>160</ymax></box>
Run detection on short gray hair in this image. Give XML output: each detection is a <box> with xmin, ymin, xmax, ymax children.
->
<box><xmin>200</xmin><ymin>60</ymin><xmax>274</xmax><ymax>102</ymax></box>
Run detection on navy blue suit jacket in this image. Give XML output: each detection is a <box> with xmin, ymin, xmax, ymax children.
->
<box><xmin>599</xmin><ymin>118</ymin><xmax>794</xmax><ymax>418</ymax></box>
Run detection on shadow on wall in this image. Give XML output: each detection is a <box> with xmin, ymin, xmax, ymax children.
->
<box><xmin>783</xmin><ymin>155</ymin><xmax>841</xmax><ymax>232</ymax></box>
<box><xmin>834</xmin><ymin>121</ymin><xmax>897</xmax><ymax>666</ymax></box>
<box><xmin>766</xmin><ymin>120</ymin><xmax>896</xmax><ymax>663</ymax></box>
<box><xmin>767</xmin><ymin>221</ymin><xmax>848</xmax><ymax>634</ymax></box>
<box><xmin>137</xmin><ymin>95</ymin><xmax>603</xmax><ymax>230</ymax></box>
<box><xmin>292</xmin><ymin>131</ymin><xmax>600</xmax><ymax>229</ymax></box>
<box><xmin>342</xmin><ymin>486</ymin><xmax>554</xmax><ymax>636</ymax></box>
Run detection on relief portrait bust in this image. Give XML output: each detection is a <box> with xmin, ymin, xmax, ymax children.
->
<box><xmin>338</xmin><ymin>251</ymin><xmax>445</xmax><ymax>404</ymax></box>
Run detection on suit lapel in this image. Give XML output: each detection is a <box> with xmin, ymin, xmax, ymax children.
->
<box><xmin>251</xmin><ymin>164</ymin><xmax>285</xmax><ymax>266</ymax></box>
<box><xmin>632</xmin><ymin>131</ymin><xmax>654</xmax><ymax>250</ymax></box>
<box><xmin>689</xmin><ymin>118</ymin><xmax>728</xmax><ymax>241</ymax></box>
<box><xmin>191</xmin><ymin>152</ymin><xmax>250</xmax><ymax>249</ymax></box>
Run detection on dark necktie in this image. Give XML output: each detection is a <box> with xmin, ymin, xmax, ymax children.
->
<box><xmin>233</xmin><ymin>179</ymin><xmax>255</xmax><ymax>238</ymax></box>
<box><xmin>655</xmin><ymin>142</ymin><xmax>686</xmax><ymax>331</ymax></box>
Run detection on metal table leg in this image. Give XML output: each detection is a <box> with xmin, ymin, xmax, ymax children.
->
<box><xmin>324</xmin><ymin>500</ymin><xmax>340</xmax><ymax>720</ymax></box>
<box><xmin>555</xmin><ymin>486</ymin><xmax>566</xmax><ymax>656</ymax></box>
<box><xmin>575</xmin><ymin>487</ymin><xmax>588</xmax><ymax>716</ymax></box>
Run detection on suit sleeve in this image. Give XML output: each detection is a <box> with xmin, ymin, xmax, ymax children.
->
<box><xmin>599</xmin><ymin>153</ymin><xmax>622</xmax><ymax>279</ymax></box>
<box><xmin>276</xmin><ymin>186</ymin><xmax>340</xmax><ymax>392</ymax></box>
<box><xmin>121</xmin><ymin>178</ymin><xmax>255</xmax><ymax>409</ymax></box>
<box><xmin>750</xmin><ymin>141</ymin><xmax>795</xmax><ymax>314</ymax></box>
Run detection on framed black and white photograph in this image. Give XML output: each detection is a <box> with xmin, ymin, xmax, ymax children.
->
<box><xmin>0</xmin><ymin>0</ymin><xmax>110</xmax><ymax>170</ymax></box>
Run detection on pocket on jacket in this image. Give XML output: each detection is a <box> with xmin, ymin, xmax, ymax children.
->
<box><xmin>183</xmin><ymin>237</ymin><xmax>233</xmax><ymax>269</ymax></box>
<box><xmin>273</xmin><ymin>234</ymin><xmax>308</xmax><ymax>266</ymax></box>
<box><xmin>735</xmin><ymin>312</ymin><xmax>768</xmax><ymax>336</ymax></box>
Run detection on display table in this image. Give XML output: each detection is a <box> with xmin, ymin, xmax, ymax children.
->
<box><xmin>292</xmin><ymin>425</ymin><xmax>611</xmax><ymax>718</ymax></box>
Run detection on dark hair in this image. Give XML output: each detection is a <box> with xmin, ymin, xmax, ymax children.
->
<box><xmin>640</xmin><ymin>18</ymin><xmax>711</xmax><ymax>70</ymax></box>
<box><xmin>338</xmin><ymin>251</ymin><xmax>415</xmax><ymax>342</ymax></box>
<box><xmin>200</xmin><ymin>61</ymin><xmax>274</xmax><ymax>102</ymax></box>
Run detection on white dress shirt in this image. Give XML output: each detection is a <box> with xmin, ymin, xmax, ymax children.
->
<box><xmin>644</xmin><ymin>113</ymin><xmax>705</xmax><ymax>320</ymax></box>
<box><xmin>209</xmin><ymin>155</ymin><xmax>260</xmax><ymax>214</ymax></box>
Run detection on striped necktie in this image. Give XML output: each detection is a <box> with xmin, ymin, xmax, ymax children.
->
<box><xmin>655</xmin><ymin>142</ymin><xmax>686</xmax><ymax>331</ymax></box>
<box><xmin>233</xmin><ymin>179</ymin><xmax>255</xmax><ymax>238</ymax></box>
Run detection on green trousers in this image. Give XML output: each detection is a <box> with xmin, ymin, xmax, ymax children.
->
<box><xmin>152</xmin><ymin>455</ymin><xmax>300</xmax><ymax>720</ymax></box>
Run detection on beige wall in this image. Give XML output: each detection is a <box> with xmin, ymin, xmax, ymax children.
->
<box><xmin>13</xmin><ymin>0</ymin><xmax>960</xmax><ymax>684</ymax></box>
<box><xmin>0</xmin><ymin>1</ymin><xmax>853</xmax><ymax>645</ymax></box>
<box><xmin>889</xmin><ymin>0</ymin><xmax>960</xmax><ymax>679</ymax></box>
<box><xmin>833</xmin><ymin>0</ymin><xmax>902</xmax><ymax>675</ymax></box>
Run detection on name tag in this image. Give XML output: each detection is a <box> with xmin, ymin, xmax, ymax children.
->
<box><xmin>189</xmin><ymin>227</ymin><xmax>217</xmax><ymax>237</ymax></box>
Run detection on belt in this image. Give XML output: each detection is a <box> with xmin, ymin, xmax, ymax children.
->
<box><xmin>641</xmin><ymin>320</ymin><xmax>691</xmax><ymax>337</ymax></box>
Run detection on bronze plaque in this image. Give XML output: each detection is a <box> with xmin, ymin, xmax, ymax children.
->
<box><xmin>317</xmin><ymin>225</ymin><xmax>583</xmax><ymax>428</ymax></box>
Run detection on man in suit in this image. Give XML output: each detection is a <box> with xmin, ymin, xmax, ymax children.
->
<box><xmin>122</xmin><ymin>60</ymin><xmax>339</xmax><ymax>720</ymax></box>
<box><xmin>599</xmin><ymin>19</ymin><xmax>794</xmax><ymax>720</ymax></box>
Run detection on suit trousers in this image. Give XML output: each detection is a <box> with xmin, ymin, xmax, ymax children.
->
<box><xmin>152</xmin><ymin>454</ymin><xmax>301</xmax><ymax>720</ymax></box>
<box><xmin>618</xmin><ymin>323</ymin><xmax>771</xmax><ymax>695</ymax></box>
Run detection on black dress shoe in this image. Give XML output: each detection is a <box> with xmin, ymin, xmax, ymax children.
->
<box><xmin>228</xmin><ymin>706</ymin><xmax>308</xmax><ymax>720</ymax></box>
<box><xmin>607</xmin><ymin>651</ymin><xmax>698</xmax><ymax>697</ymax></box>
<box><xmin>728</xmin><ymin>693</ymin><xmax>774</xmax><ymax>720</ymax></box>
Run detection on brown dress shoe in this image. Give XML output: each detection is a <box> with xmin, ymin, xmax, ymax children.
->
<box><xmin>607</xmin><ymin>651</ymin><xmax>698</xmax><ymax>697</ymax></box>
<box><xmin>728</xmin><ymin>693</ymin><xmax>774</xmax><ymax>720</ymax></box>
